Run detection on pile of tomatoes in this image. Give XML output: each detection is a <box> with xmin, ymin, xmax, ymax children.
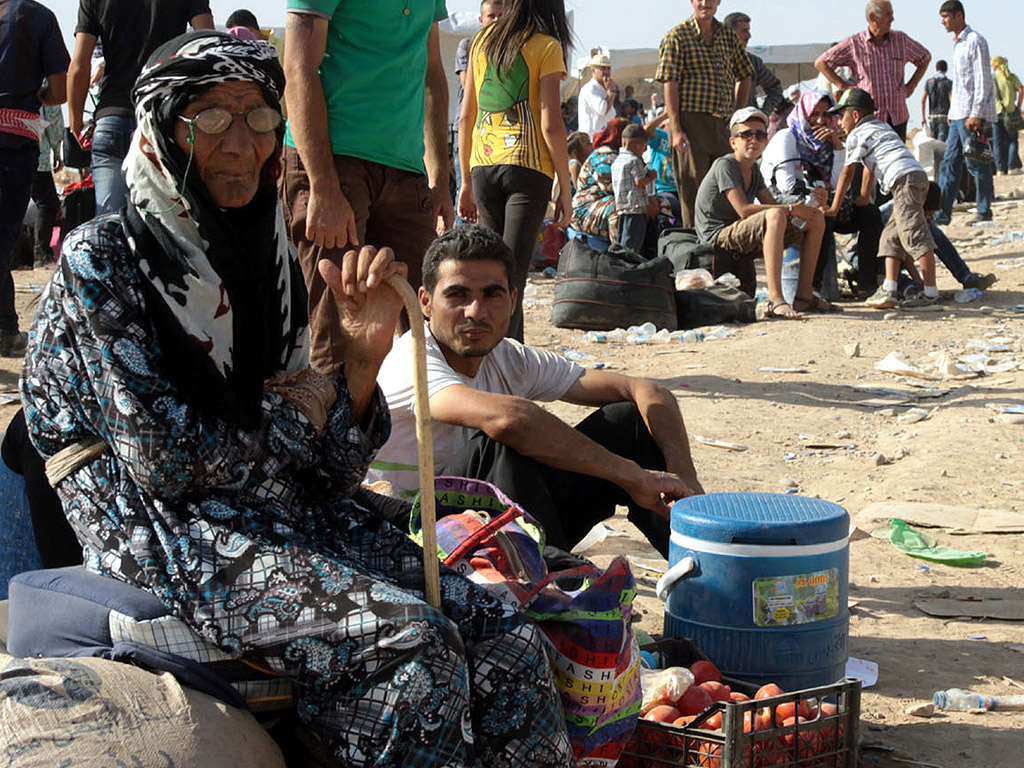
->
<box><xmin>625</xmin><ymin>661</ymin><xmax>844</xmax><ymax>768</ymax></box>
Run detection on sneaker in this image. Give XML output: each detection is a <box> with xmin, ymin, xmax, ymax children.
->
<box><xmin>931</xmin><ymin>212</ymin><xmax>951</xmax><ymax>226</ymax></box>
<box><xmin>971</xmin><ymin>212</ymin><xmax>993</xmax><ymax>224</ymax></box>
<box><xmin>963</xmin><ymin>272</ymin><xmax>997</xmax><ymax>290</ymax></box>
<box><xmin>0</xmin><ymin>331</ymin><xmax>27</xmax><ymax>357</ymax></box>
<box><xmin>865</xmin><ymin>286</ymin><xmax>898</xmax><ymax>309</ymax></box>
<box><xmin>900</xmin><ymin>292</ymin><xmax>939</xmax><ymax>308</ymax></box>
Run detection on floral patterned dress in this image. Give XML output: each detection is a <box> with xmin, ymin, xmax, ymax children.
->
<box><xmin>20</xmin><ymin>217</ymin><xmax>573</xmax><ymax>768</ymax></box>
<box><xmin>571</xmin><ymin>147</ymin><xmax>620</xmax><ymax>240</ymax></box>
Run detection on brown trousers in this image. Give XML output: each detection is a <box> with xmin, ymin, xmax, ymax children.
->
<box><xmin>281</xmin><ymin>147</ymin><xmax>436</xmax><ymax>374</ymax></box>
<box><xmin>671</xmin><ymin>111</ymin><xmax>731</xmax><ymax>228</ymax></box>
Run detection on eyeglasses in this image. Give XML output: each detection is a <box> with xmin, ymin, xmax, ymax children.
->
<box><xmin>178</xmin><ymin>106</ymin><xmax>282</xmax><ymax>135</ymax></box>
<box><xmin>734</xmin><ymin>129</ymin><xmax>768</xmax><ymax>141</ymax></box>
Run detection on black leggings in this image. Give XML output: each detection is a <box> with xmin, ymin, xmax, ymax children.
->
<box><xmin>472</xmin><ymin>165</ymin><xmax>552</xmax><ymax>342</ymax></box>
<box><xmin>438</xmin><ymin>401</ymin><xmax>671</xmax><ymax>558</ymax></box>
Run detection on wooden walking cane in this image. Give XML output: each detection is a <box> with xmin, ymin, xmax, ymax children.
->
<box><xmin>384</xmin><ymin>274</ymin><xmax>442</xmax><ymax>609</ymax></box>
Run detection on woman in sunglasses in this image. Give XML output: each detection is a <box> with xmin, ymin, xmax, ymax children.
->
<box><xmin>20</xmin><ymin>32</ymin><xmax>571</xmax><ymax>768</ymax></box>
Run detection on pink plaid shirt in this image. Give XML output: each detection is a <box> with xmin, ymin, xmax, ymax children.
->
<box><xmin>821</xmin><ymin>29</ymin><xmax>930</xmax><ymax>126</ymax></box>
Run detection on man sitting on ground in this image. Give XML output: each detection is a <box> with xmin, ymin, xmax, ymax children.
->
<box><xmin>694</xmin><ymin>107</ymin><xmax>829</xmax><ymax>318</ymax></box>
<box><xmin>368</xmin><ymin>225</ymin><xmax>704</xmax><ymax>560</ymax></box>
<box><xmin>827</xmin><ymin>89</ymin><xmax>940</xmax><ymax>310</ymax></box>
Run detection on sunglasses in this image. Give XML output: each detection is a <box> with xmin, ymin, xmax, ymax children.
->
<box><xmin>178</xmin><ymin>106</ymin><xmax>282</xmax><ymax>135</ymax></box>
<box><xmin>734</xmin><ymin>129</ymin><xmax>768</xmax><ymax>141</ymax></box>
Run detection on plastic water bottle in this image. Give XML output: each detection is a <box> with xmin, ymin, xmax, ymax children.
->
<box><xmin>583</xmin><ymin>331</ymin><xmax>609</xmax><ymax>343</ymax></box>
<box><xmin>933</xmin><ymin>689</ymin><xmax>1024</xmax><ymax>711</ymax></box>
<box><xmin>675</xmin><ymin>329</ymin><xmax>705</xmax><ymax>343</ymax></box>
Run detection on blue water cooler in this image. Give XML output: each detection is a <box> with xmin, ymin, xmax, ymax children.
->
<box><xmin>659</xmin><ymin>493</ymin><xmax>850</xmax><ymax>691</ymax></box>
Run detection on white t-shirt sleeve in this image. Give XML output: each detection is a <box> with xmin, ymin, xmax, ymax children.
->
<box><xmin>844</xmin><ymin>126</ymin><xmax>868</xmax><ymax>166</ymax></box>
<box><xmin>502</xmin><ymin>340</ymin><xmax>584</xmax><ymax>401</ymax></box>
<box><xmin>762</xmin><ymin>129</ymin><xmax>802</xmax><ymax>193</ymax></box>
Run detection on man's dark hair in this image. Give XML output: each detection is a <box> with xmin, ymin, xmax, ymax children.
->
<box><xmin>722</xmin><ymin>12</ymin><xmax>751</xmax><ymax>30</ymax></box>
<box><xmin>936</xmin><ymin>59</ymin><xmax>948</xmax><ymax>72</ymax></box>
<box><xmin>226</xmin><ymin>9</ymin><xmax>260</xmax><ymax>29</ymax></box>
<box><xmin>939</xmin><ymin>1</ymin><xmax>964</xmax><ymax>16</ymax></box>
<box><xmin>422</xmin><ymin>225</ymin><xmax>516</xmax><ymax>294</ymax></box>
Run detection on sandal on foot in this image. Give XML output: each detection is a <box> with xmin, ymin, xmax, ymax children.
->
<box><xmin>793</xmin><ymin>294</ymin><xmax>842</xmax><ymax>313</ymax></box>
<box><xmin>765</xmin><ymin>300</ymin><xmax>802</xmax><ymax>319</ymax></box>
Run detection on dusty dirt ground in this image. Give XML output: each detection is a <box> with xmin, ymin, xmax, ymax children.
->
<box><xmin>2</xmin><ymin>178</ymin><xmax>1022</xmax><ymax>768</ymax></box>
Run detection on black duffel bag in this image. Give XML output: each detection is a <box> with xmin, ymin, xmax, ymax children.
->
<box><xmin>675</xmin><ymin>283</ymin><xmax>758</xmax><ymax>329</ymax></box>
<box><xmin>552</xmin><ymin>237</ymin><xmax>677</xmax><ymax>331</ymax></box>
<box><xmin>657</xmin><ymin>227</ymin><xmax>713</xmax><ymax>272</ymax></box>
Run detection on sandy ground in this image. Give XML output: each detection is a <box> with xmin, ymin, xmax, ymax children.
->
<box><xmin>3</xmin><ymin>177</ymin><xmax>1023</xmax><ymax>768</ymax></box>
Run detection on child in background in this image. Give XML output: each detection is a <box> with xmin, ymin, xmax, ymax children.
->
<box><xmin>611</xmin><ymin>123</ymin><xmax>656</xmax><ymax>251</ymax></box>
<box><xmin>827</xmin><ymin>88</ymin><xmax>939</xmax><ymax>309</ymax></box>
<box><xmin>566</xmin><ymin>130</ymin><xmax>592</xmax><ymax>192</ymax></box>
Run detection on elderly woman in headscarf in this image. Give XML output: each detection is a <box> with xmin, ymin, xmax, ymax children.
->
<box><xmin>761</xmin><ymin>88</ymin><xmax>883</xmax><ymax>298</ymax></box>
<box><xmin>992</xmin><ymin>56</ymin><xmax>1024</xmax><ymax>175</ymax></box>
<box><xmin>20</xmin><ymin>32</ymin><xmax>572</xmax><ymax>768</ymax></box>
<box><xmin>570</xmin><ymin>116</ymin><xmax>628</xmax><ymax>242</ymax></box>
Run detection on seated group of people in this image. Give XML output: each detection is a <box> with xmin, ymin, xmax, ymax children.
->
<box><xmin>570</xmin><ymin>83</ymin><xmax>996</xmax><ymax>319</ymax></box>
<box><xmin>13</xmin><ymin>31</ymin><xmax>706</xmax><ymax>767</ymax></box>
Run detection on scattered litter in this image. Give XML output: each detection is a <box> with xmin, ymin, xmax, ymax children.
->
<box><xmin>572</xmin><ymin>523</ymin><xmax>609</xmax><ymax>553</ymax></box>
<box><xmin>693</xmin><ymin>435</ymin><xmax>747</xmax><ymax>451</ymax></box>
<box><xmin>874</xmin><ymin>350</ymin><xmax>978</xmax><ymax>381</ymax></box>
<box><xmin>757</xmin><ymin>366</ymin><xmax>809</xmax><ymax>373</ymax></box>
<box><xmin>561</xmin><ymin>349</ymin><xmax>591</xmax><ymax>361</ymax></box>
<box><xmin>782</xmin><ymin>452</ymin><xmax>796</xmax><ymax>460</ymax></box>
<box><xmin>933</xmin><ymin>688</ymin><xmax>1024</xmax><ymax>711</ymax></box>
<box><xmin>844</xmin><ymin>342</ymin><xmax>861</xmax><ymax>358</ymax></box>
<box><xmin>914</xmin><ymin>598</ymin><xmax>1024</xmax><ymax>621</ymax></box>
<box><xmin>856</xmin><ymin>501</ymin><xmax>1024</xmax><ymax>534</ymax></box>
<box><xmin>915</xmin><ymin>564</ymin><xmax>931</xmax><ymax>571</ymax></box>
<box><xmin>779</xmin><ymin>477</ymin><xmax>798</xmax><ymax>488</ymax></box>
<box><xmin>986</xmin><ymin>402</ymin><xmax>1024</xmax><ymax>414</ymax></box>
<box><xmin>968</xmin><ymin>634</ymin><xmax>988</xmax><ymax>640</ymax></box>
<box><xmin>844</xmin><ymin>656</ymin><xmax>878</xmax><ymax>687</ymax></box>
<box><xmin>883</xmin><ymin>311</ymin><xmax>899</xmax><ymax>320</ymax></box>
<box><xmin>954</xmin><ymin>287</ymin><xmax>984</xmax><ymax>303</ymax></box>
<box><xmin>905</xmin><ymin>702</ymin><xmax>935</xmax><ymax>717</ymax></box>
<box><xmin>1005</xmin><ymin>642</ymin><xmax>1024</xmax><ymax>655</ymax></box>
<box><xmin>897</xmin><ymin>407</ymin><xmax>930</xmax><ymax>424</ymax></box>
<box><xmin>674</xmin><ymin>268</ymin><xmax>715</xmax><ymax>291</ymax></box>
<box><xmin>856</xmin><ymin>397</ymin><xmax>910</xmax><ymax>409</ymax></box>
<box><xmin>627</xmin><ymin>557</ymin><xmax>666</xmax><ymax>576</ymax></box>
<box><xmin>887</xmin><ymin>519</ymin><xmax>988</xmax><ymax>567</ymax></box>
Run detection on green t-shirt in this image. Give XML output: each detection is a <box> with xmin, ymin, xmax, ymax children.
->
<box><xmin>285</xmin><ymin>0</ymin><xmax>448</xmax><ymax>175</ymax></box>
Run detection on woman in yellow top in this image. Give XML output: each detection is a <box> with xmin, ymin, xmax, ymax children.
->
<box><xmin>992</xmin><ymin>56</ymin><xmax>1024</xmax><ymax>175</ymax></box>
<box><xmin>458</xmin><ymin>0</ymin><xmax>573</xmax><ymax>341</ymax></box>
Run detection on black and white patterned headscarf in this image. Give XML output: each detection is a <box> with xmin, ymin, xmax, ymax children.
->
<box><xmin>123</xmin><ymin>32</ymin><xmax>308</xmax><ymax>429</ymax></box>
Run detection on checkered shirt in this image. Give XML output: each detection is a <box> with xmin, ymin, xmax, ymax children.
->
<box><xmin>655</xmin><ymin>17</ymin><xmax>753</xmax><ymax>118</ymax></box>
<box><xmin>949</xmin><ymin>25</ymin><xmax>998</xmax><ymax>123</ymax></box>
<box><xmin>820</xmin><ymin>29</ymin><xmax>929</xmax><ymax>126</ymax></box>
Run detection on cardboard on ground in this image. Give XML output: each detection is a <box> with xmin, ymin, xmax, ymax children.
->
<box><xmin>856</xmin><ymin>501</ymin><xmax>1024</xmax><ymax>534</ymax></box>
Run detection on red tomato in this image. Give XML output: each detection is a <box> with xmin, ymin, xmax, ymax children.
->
<box><xmin>699</xmin><ymin>681</ymin><xmax>731</xmax><ymax>703</ymax></box>
<box><xmin>696</xmin><ymin>739</ymin><xmax>722</xmax><ymax>768</ymax></box>
<box><xmin>780</xmin><ymin>716</ymin><xmax>819</xmax><ymax>760</ymax></box>
<box><xmin>699</xmin><ymin>710</ymin><xmax>723</xmax><ymax>730</ymax></box>
<box><xmin>772</xmin><ymin>699</ymin><xmax>814</xmax><ymax>725</ymax></box>
<box><xmin>729</xmin><ymin>691</ymin><xmax>752</xmax><ymax>703</ymax></box>
<box><xmin>644</xmin><ymin>704</ymin><xmax>683</xmax><ymax>723</ymax></box>
<box><xmin>689</xmin><ymin>660</ymin><xmax>722</xmax><ymax>685</ymax></box>
<box><xmin>677</xmin><ymin>685</ymin><xmax>715</xmax><ymax>716</ymax></box>
<box><xmin>754</xmin><ymin>683</ymin><xmax>784</xmax><ymax>700</ymax></box>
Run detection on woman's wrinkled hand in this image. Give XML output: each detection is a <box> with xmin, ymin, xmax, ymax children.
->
<box><xmin>318</xmin><ymin>246</ymin><xmax>407</xmax><ymax>362</ymax></box>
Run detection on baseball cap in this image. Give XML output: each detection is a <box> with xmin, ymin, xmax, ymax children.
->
<box><xmin>729</xmin><ymin>106</ymin><xmax>769</xmax><ymax>130</ymax></box>
<box><xmin>828</xmin><ymin>88</ymin><xmax>875</xmax><ymax>114</ymax></box>
<box><xmin>590</xmin><ymin>54</ymin><xmax>612</xmax><ymax>68</ymax></box>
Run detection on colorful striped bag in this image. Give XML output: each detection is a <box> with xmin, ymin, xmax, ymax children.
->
<box><xmin>410</xmin><ymin>476</ymin><xmax>641</xmax><ymax>766</ymax></box>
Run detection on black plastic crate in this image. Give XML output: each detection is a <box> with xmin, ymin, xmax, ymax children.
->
<box><xmin>622</xmin><ymin>638</ymin><xmax>860</xmax><ymax>768</ymax></box>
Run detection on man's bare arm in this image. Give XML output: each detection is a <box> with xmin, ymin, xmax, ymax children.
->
<box><xmin>430</xmin><ymin>384</ymin><xmax>699</xmax><ymax>516</ymax></box>
<box><xmin>67</xmin><ymin>32</ymin><xmax>96</xmax><ymax>138</ymax></box>
<box><xmin>814</xmin><ymin>56</ymin><xmax>851</xmax><ymax>90</ymax></box>
<box><xmin>423</xmin><ymin>22</ymin><xmax>454</xmax><ymax>233</ymax></box>
<box><xmin>190</xmin><ymin>13</ymin><xmax>215</xmax><ymax>30</ymax></box>
<box><xmin>734</xmin><ymin>76</ymin><xmax>751</xmax><ymax>111</ymax></box>
<box><xmin>663</xmin><ymin>80</ymin><xmax>689</xmax><ymax>153</ymax></box>
<box><xmin>39</xmin><ymin>72</ymin><xmax>67</xmax><ymax>107</ymax></box>
<box><xmin>283</xmin><ymin>11</ymin><xmax>357</xmax><ymax>249</ymax></box>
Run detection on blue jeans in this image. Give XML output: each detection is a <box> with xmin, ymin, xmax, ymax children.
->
<box><xmin>617</xmin><ymin>212</ymin><xmax>646</xmax><ymax>252</ymax></box>
<box><xmin>0</xmin><ymin>147</ymin><xmax>38</xmax><ymax>333</ymax></box>
<box><xmin>991</xmin><ymin>118</ymin><xmax>1021</xmax><ymax>174</ymax></box>
<box><xmin>91</xmin><ymin>114</ymin><xmax>135</xmax><ymax>215</ymax></box>
<box><xmin>929</xmin><ymin>117</ymin><xmax>949</xmax><ymax>142</ymax></box>
<box><xmin>938</xmin><ymin>118</ymin><xmax>994</xmax><ymax>219</ymax></box>
<box><xmin>879</xmin><ymin>200</ymin><xmax>971</xmax><ymax>286</ymax></box>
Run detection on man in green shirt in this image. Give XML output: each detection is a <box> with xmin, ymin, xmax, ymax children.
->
<box><xmin>282</xmin><ymin>0</ymin><xmax>454</xmax><ymax>375</ymax></box>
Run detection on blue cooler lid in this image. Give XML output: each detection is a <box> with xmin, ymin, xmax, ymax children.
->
<box><xmin>670</xmin><ymin>492</ymin><xmax>849</xmax><ymax>546</ymax></box>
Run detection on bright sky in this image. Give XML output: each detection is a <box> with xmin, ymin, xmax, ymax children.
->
<box><xmin>42</xmin><ymin>0</ymin><xmax>1021</xmax><ymax>120</ymax></box>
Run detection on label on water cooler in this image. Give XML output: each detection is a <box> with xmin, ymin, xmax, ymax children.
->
<box><xmin>751</xmin><ymin>568</ymin><xmax>839</xmax><ymax>627</ymax></box>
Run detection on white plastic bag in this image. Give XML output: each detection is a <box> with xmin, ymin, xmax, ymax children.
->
<box><xmin>640</xmin><ymin>666</ymin><xmax>695</xmax><ymax>713</ymax></box>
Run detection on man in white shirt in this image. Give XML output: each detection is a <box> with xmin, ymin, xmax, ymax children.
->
<box><xmin>578</xmin><ymin>54</ymin><xmax>617</xmax><ymax>138</ymax></box>
<box><xmin>369</xmin><ymin>226</ymin><xmax>704</xmax><ymax>558</ymax></box>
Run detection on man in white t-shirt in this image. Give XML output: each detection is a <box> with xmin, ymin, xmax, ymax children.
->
<box><xmin>369</xmin><ymin>226</ymin><xmax>704</xmax><ymax>558</ymax></box>
<box><xmin>578</xmin><ymin>54</ymin><xmax>618</xmax><ymax>138</ymax></box>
